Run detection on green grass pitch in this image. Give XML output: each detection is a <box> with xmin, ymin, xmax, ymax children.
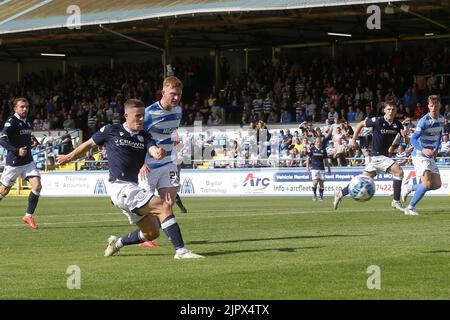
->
<box><xmin>0</xmin><ymin>196</ymin><xmax>449</xmax><ymax>299</ymax></box>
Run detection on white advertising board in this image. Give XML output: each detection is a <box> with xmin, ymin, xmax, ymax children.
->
<box><xmin>39</xmin><ymin>167</ymin><xmax>450</xmax><ymax>197</ymax></box>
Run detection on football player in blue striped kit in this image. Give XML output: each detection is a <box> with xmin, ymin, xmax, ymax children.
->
<box><xmin>139</xmin><ymin>76</ymin><xmax>203</xmax><ymax>259</ymax></box>
<box><xmin>401</xmin><ymin>95</ymin><xmax>445</xmax><ymax>215</ymax></box>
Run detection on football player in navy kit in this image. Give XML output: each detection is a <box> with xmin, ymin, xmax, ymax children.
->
<box><xmin>0</xmin><ymin>98</ymin><xmax>41</xmax><ymax>229</ymax></box>
<box><xmin>56</xmin><ymin>99</ymin><xmax>203</xmax><ymax>259</ymax></box>
<box><xmin>306</xmin><ymin>137</ymin><xmax>331</xmax><ymax>201</ymax></box>
<box><xmin>333</xmin><ymin>100</ymin><xmax>409</xmax><ymax>213</ymax></box>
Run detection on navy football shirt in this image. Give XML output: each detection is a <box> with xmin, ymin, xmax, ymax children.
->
<box><xmin>308</xmin><ymin>145</ymin><xmax>328</xmax><ymax>170</ymax></box>
<box><xmin>92</xmin><ymin>124</ymin><xmax>156</xmax><ymax>183</ymax></box>
<box><xmin>0</xmin><ymin>115</ymin><xmax>34</xmax><ymax>166</ymax></box>
<box><xmin>365</xmin><ymin>117</ymin><xmax>403</xmax><ymax>156</ymax></box>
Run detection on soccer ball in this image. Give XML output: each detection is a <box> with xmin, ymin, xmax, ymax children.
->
<box><xmin>348</xmin><ymin>175</ymin><xmax>376</xmax><ymax>202</ymax></box>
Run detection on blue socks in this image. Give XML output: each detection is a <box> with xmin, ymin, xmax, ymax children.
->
<box><xmin>119</xmin><ymin>229</ymin><xmax>146</xmax><ymax>247</ymax></box>
<box><xmin>161</xmin><ymin>215</ymin><xmax>185</xmax><ymax>250</ymax></box>
<box><xmin>409</xmin><ymin>184</ymin><xmax>428</xmax><ymax>208</ymax></box>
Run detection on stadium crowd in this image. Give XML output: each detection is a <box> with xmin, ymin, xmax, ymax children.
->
<box><xmin>1</xmin><ymin>45</ymin><xmax>450</xmax><ymax>169</ymax></box>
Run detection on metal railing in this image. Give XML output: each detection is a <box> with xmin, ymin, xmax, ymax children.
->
<box><xmin>50</xmin><ymin>156</ymin><xmax>450</xmax><ymax>171</ymax></box>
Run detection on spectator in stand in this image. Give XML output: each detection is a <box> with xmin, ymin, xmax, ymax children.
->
<box><xmin>438</xmin><ymin>133</ymin><xmax>450</xmax><ymax>157</ymax></box>
<box><xmin>443</xmin><ymin>117</ymin><xmax>450</xmax><ymax>134</ymax></box>
<box><xmin>248</xmin><ymin>109</ymin><xmax>258</xmax><ymax>124</ymax></box>
<box><xmin>414</xmin><ymin>102</ymin><xmax>427</xmax><ymax>119</ymax></box>
<box><xmin>306</xmin><ymin>100</ymin><xmax>317</xmax><ymax>122</ymax></box>
<box><xmin>330</xmin><ymin>118</ymin><xmax>342</xmax><ymax>135</ymax></box>
<box><xmin>354</xmin><ymin>107</ymin><xmax>365</xmax><ymax>122</ymax></box>
<box><xmin>403</xmin><ymin>87</ymin><xmax>413</xmax><ymax>110</ymax></box>
<box><xmin>443</xmin><ymin>104</ymin><xmax>450</xmax><ymax>119</ymax></box>
<box><xmin>86</xmin><ymin>105</ymin><xmax>98</xmax><ymax>138</ymax></box>
<box><xmin>266</xmin><ymin>111</ymin><xmax>279</xmax><ymax>124</ymax></box>
<box><xmin>280</xmin><ymin>109</ymin><xmax>292</xmax><ymax>123</ymax></box>
<box><xmin>63</xmin><ymin>113</ymin><xmax>76</xmax><ymax>129</ymax></box>
<box><xmin>365</xmin><ymin>105</ymin><xmax>376</xmax><ymax>118</ymax></box>
<box><xmin>326</xmin><ymin>141</ymin><xmax>336</xmax><ymax>166</ymax></box>
<box><xmin>346</xmin><ymin>106</ymin><xmax>356</xmax><ymax>122</ymax></box>
<box><xmin>59</xmin><ymin>130</ymin><xmax>74</xmax><ymax>155</ymax></box>
<box><xmin>41</xmin><ymin>131</ymin><xmax>54</xmax><ymax>147</ymax></box>
<box><xmin>394</xmin><ymin>145</ymin><xmax>410</xmax><ymax>166</ymax></box>
<box><xmin>327</xmin><ymin>106</ymin><xmax>339</xmax><ymax>121</ymax></box>
<box><xmin>296</xmin><ymin>109</ymin><xmax>307</xmax><ymax>124</ymax></box>
<box><xmin>402</xmin><ymin>117</ymin><xmax>416</xmax><ymax>136</ymax></box>
<box><xmin>262</xmin><ymin>92</ymin><xmax>274</xmax><ymax>122</ymax></box>
<box><xmin>395</xmin><ymin>104</ymin><xmax>406</xmax><ymax>121</ymax></box>
<box><xmin>341</xmin><ymin>121</ymin><xmax>354</xmax><ymax>139</ymax></box>
<box><xmin>350</xmin><ymin>148</ymin><xmax>365</xmax><ymax>166</ymax></box>
<box><xmin>33</xmin><ymin>114</ymin><xmax>44</xmax><ymax>131</ymax></box>
<box><xmin>334</xmin><ymin>137</ymin><xmax>348</xmax><ymax>167</ymax></box>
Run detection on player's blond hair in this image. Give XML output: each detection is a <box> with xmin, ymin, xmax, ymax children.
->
<box><xmin>428</xmin><ymin>95</ymin><xmax>441</xmax><ymax>105</ymax></box>
<box><xmin>163</xmin><ymin>76</ymin><xmax>183</xmax><ymax>90</ymax></box>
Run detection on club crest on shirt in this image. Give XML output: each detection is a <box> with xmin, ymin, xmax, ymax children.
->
<box><xmin>120</xmin><ymin>132</ymin><xmax>124</xmax><ymax>136</ymax></box>
<box><xmin>137</xmin><ymin>135</ymin><xmax>144</xmax><ymax>142</ymax></box>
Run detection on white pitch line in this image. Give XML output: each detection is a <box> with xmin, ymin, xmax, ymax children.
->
<box><xmin>0</xmin><ymin>206</ymin><xmax>447</xmax><ymax>228</ymax></box>
<box><xmin>0</xmin><ymin>218</ymin><xmax>126</xmax><ymax>228</ymax></box>
<box><xmin>0</xmin><ymin>205</ymin><xmax>449</xmax><ymax>221</ymax></box>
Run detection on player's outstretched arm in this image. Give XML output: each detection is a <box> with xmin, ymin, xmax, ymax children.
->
<box><xmin>56</xmin><ymin>138</ymin><xmax>97</xmax><ymax>166</ymax></box>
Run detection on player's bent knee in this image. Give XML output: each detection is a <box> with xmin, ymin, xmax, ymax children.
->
<box><xmin>432</xmin><ymin>181</ymin><xmax>442</xmax><ymax>190</ymax></box>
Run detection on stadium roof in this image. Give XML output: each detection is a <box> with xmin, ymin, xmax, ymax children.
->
<box><xmin>0</xmin><ymin>0</ymin><xmax>449</xmax><ymax>61</ymax></box>
<box><xmin>0</xmin><ymin>0</ymin><xmax>406</xmax><ymax>34</ymax></box>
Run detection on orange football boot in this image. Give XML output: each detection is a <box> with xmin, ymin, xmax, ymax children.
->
<box><xmin>22</xmin><ymin>215</ymin><xmax>38</xmax><ymax>229</ymax></box>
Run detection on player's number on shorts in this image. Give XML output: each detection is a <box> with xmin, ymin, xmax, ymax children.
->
<box><xmin>170</xmin><ymin>171</ymin><xmax>179</xmax><ymax>184</ymax></box>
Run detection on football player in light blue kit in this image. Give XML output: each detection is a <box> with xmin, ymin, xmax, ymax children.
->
<box><xmin>402</xmin><ymin>95</ymin><xmax>445</xmax><ymax>215</ymax></box>
<box><xmin>139</xmin><ymin>76</ymin><xmax>203</xmax><ymax>259</ymax></box>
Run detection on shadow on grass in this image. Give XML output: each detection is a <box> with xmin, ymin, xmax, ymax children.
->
<box><xmin>188</xmin><ymin>234</ymin><xmax>372</xmax><ymax>245</ymax></box>
<box><xmin>4</xmin><ymin>224</ymin><xmax>129</xmax><ymax>230</ymax></box>
<box><xmin>424</xmin><ymin>250</ymin><xmax>450</xmax><ymax>254</ymax></box>
<box><xmin>115</xmin><ymin>245</ymin><xmax>324</xmax><ymax>258</ymax></box>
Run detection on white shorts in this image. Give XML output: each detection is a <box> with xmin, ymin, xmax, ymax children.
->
<box><xmin>109</xmin><ymin>180</ymin><xmax>153</xmax><ymax>224</ymax></box>
<box><xmin>364</xmin><ymin>155</ymin><xmax>395</xmax><ymax>174</ymax></box>
<box><xmin>311</xmin><ymin>170</ymin><xmax>326</xmax><ymax>181</ymax></box>
<box><xmin>139</xmin><ymin>163</ymin><xmax>180</xmax><ymax>193</ymax></box>
<box><xmin>412</xmin><ymin>156</ymin><xmax>440</xmax><ymax>178</ymax></box>
<box><xmin>0</xmin><ymin>162</ymin><xmax>40</xmax><ymax>188</ymax></box>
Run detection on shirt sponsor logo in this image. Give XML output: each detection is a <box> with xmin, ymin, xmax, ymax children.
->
<box><xmin>114</xmin><ymin>139</ymin><xmax>145</xmax><ymax>149</ymax></box>
<box><xmin>380</xmin><ymin>129</ymin><xmax>398</xmax><ymax>134</ymax></box>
